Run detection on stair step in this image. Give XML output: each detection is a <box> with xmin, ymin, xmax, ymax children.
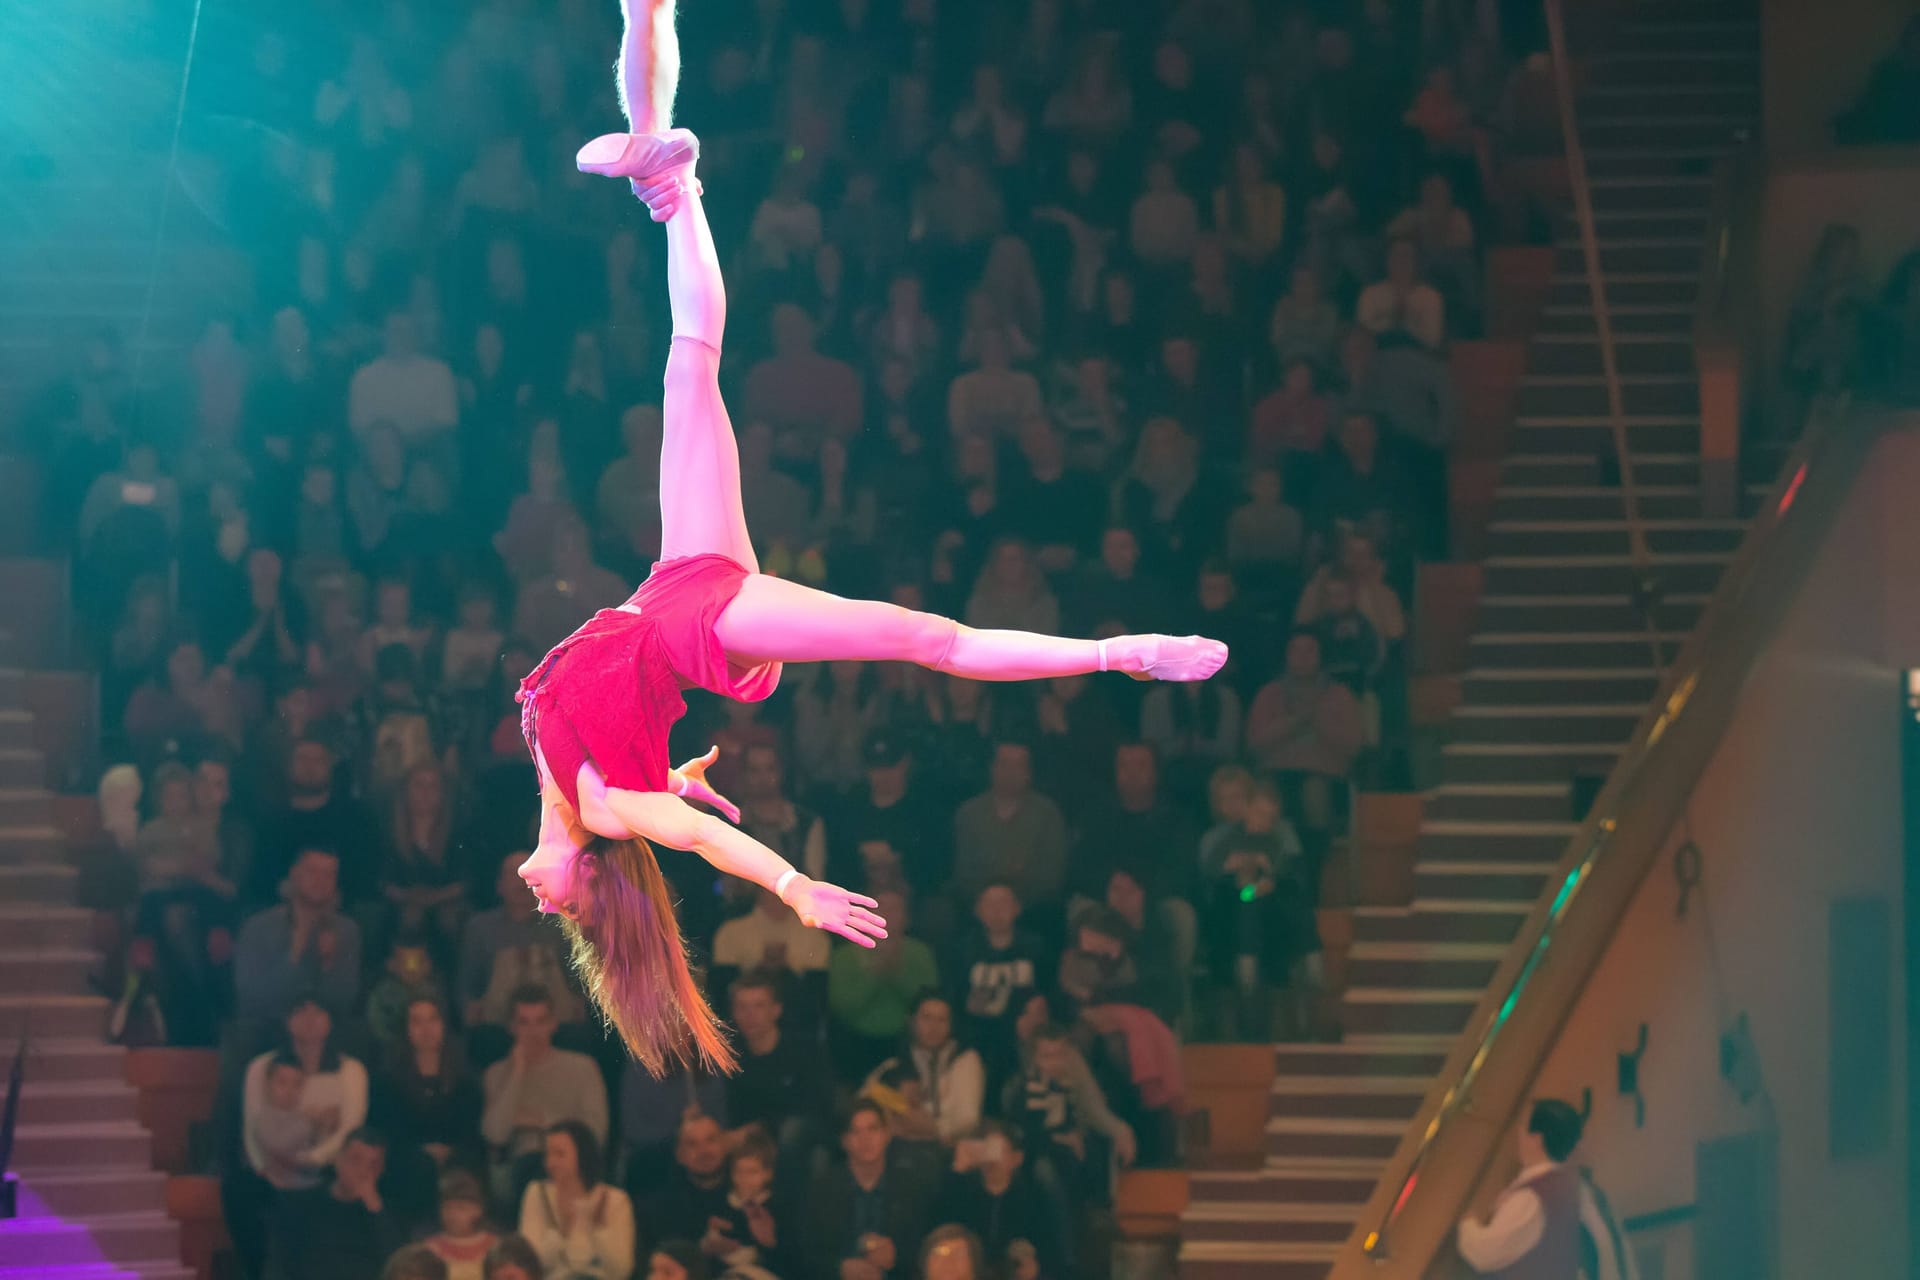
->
<box><xmin>1492</xmin><ymin>486</ymin><xmax>1719</xmax><ymax>522</ymax></box>
<box><xmin>0</xmin><ymin>789</ymin><xmax>54</xmax><ymax>826</ymax></box>
<box><xmin>9</xmin><ymin>1121</ymin><xmax>155</xmax><ymax>1172</ymax></box>
<box><xmin>1460</xmin><ymin>668</ymin><xmax>1661</xmax><ymax>707</ymax></box>
<box><xmin>1178</xmin><ymin>1239</ymin><xmax>1344</xmax><ymax>1280</ymax></box>
<box><xmin>1271</xmin><ymin>1037</ymin><xmax>1453</xmax><ymax>1078</ymax></box>
<box><xmin>0</xmin><ymin>1212</ymin><xmax>181</xmax><ymax>1269</ymax></box>
<box><xmin>1546</xmin><ymin>275</ymin><xmax>1698</xmax><ymax>307</ymax></box>
<box><xmin>1346</xmin><ymin>943</ymin><xmax>1508</xmax><ymax>989</ymax></box>
<box><xmin>0</xmin><ymin>947</ymin><xmax>95</xmax><ymax>994</ymax></box>
<box><xmin>0</xmin><ymin>992</ymin><xmax>113</xmax><ymax>1039</ymax></box>
<box><xmin>1481</xmin><ymin>552</ymin><xmax>1730</xmax><ymax>596</ymax></box>
<box><xmin>1514</xmin><ymin>377</ymin><xmax>1699</xmax><ymax>419</ymax></box>
<box><xmin>1551</xmin><ymin>240</ymin><xmax>1707</xmax><ymax>276</ymax></box>
<box><xmin>1180</xmin><ymin>1200</ymin><xmax>1361</xmax><ymax>1245</ymax></box>
<box><xmin>1413</xmin><ymin>862</ymin><xmax>1558</xmax><ymax>903</ymax></box>
<box><xmin>15</xmin><ymin>1168</ymin><xmax>170</xmax><ymax>1218</ymax></box>
<box><xmin>1267</xmin><ymin>1076</ymin><xmax>1430</xmax><ymax>1121</ymax></box>
<box><xmin>0</xmin><ymin>1266</ymin><xmax>194</xmax><ymax>1280</ymax></box>
<box><xmin>1421</xmin><ymin>819</ymin><xmax>1583</xmax><ymax>863</ymax></box>
<box><xmin>1526</xmin><ymin>334</ymin><xmax>1697</xmax><ymax>376</ymax></box>
<box><xmin>0</xmin><ymin>904</ymin><xmax>94</xmax><ymax>949</ymax></box>
<box><xmin>0</xmin><ymin>748</ymin><xmax>46</xmax><ymax>788</ymax></box>
<box><xmin>1439</xmin><ymin>740</ymin><xmax>1625</xmax><ymax>784</ymax></box>
<box><xmin>1353</xmin><ymin>905</ymin><xmax>1528</xmax><ymax>945</ymax></box>
<box><xmin>0</xmin><ymin>824</ymin><xmax>70</xmax><ymax>866</ymax></box>
<box><xmin>1265</xmin><ymin>1114</ymin><xmax>1407</xmax><ymax>1161</ymax></box>
<box><xmin>0</xmin><ymin>860</ymin><xmax>79</xmax><ymax>902</ymax></box>
<box><xmin>1580</xmin><ymin>118</ymin><xmax>1746</xmax><ymax>152</ymax></box>
<box><xmin>1501</xmin><ymin>451</ymin><xmax>1704</xmax><ymax>488</ymax></box>
<box><xmin>1187</xmin><ymin>1164</ymin><xmax>1381</xmax><ymax>1205</ymax></box>
<box><xmin>1450</xmin><ymin>703</ymin><xmax>1643</xmax><ymax>745</ymax></box>
<box><xmin>1486</xmin><ymin>519</ymin><xmax>1742</xmax><ymax>558</ymax></box>
<box><xmin>18</xmin><ymin>1078</ymin><xmax>142</xmax><ymax>1125</ymax></box>
<box><xmin>1343</xmin><ymin>987</ymin><xmax>1485</xmax><ymax>1036</ymax></box>
<box><xmin>1426</xmin><ymin>782</ymin><xmax>1578</xmax><ymax>824</ymax></box>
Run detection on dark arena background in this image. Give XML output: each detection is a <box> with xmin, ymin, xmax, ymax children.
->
<box><xmin>2</xmin><ymin>2</ymin><xmax>1919</xmax><ymax>1279</ymax></box>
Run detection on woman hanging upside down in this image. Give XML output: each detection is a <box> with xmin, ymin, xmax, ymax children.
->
<box><xmin>517</xmin><ymin>0</ymin><xmax>1228</xmax><ymax>1076</ymax></box>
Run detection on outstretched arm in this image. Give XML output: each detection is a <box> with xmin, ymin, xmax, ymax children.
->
<box><xmin>603</xmin><ymin>787</ymin><xmax>888</xmax><ymax>947</ymax></box>
<box><xmin>616</xmin><ymin>0</ymin><xmax>680</xmax><ymax>134</ymax></box>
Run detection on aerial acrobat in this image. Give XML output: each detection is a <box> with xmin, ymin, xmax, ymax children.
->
<box><xmin>516</xmin><ymin>0</ymin><xmax>1229</xmax><ymax>1074</ymax></box>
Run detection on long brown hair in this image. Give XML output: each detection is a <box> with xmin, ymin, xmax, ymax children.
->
<box><xmin>558</xmin><ymin>835</ymin><xmax>736</xmax><ymax>1077</ymax></box>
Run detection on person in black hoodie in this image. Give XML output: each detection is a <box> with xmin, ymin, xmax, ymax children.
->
<box><xmin>944</xmin><ymin>1121</ymin><xmax>1073</xmax><ymax>1280</ymax></box>
<box><xmin>263</xmin><ymin>1129</ymin><xmax>404</xmax><ymax>1280</ymax></box>
<box><xmin>948</xmin><ymin>883</ymin><xmax>1053</xmax><ymax>1097</ymax></box>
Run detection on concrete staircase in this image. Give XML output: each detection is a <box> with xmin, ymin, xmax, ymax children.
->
<box><xmin>0</xmin><ymin>670</ymin><xmax>190</xmax><ymax>1278</ymax></box>
<box><xmin>1178</xmin><ymin>5</ymin><xmax>1760</xmax><ymax>1276</ymax></box>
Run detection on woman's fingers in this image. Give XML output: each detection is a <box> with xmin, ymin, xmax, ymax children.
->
<box><xmin>700</xmin><ymin>745</ymin><xmax>719</xmax><ymax>765</ymax></box>
<box><xmin>829</xmin><ymin>921</ymin><xmax>877</xmax><ymax>948</ymax></box>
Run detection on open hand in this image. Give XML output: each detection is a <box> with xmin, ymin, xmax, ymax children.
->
<box><xmin>784</xmin><ymin>876</ymin><xmax>888</xmax><ymax>947</ymax></box>
<box><xmin>673</xmin><ymin>746</ymin><xmax>740</xmax><ymax>823</ymax></box>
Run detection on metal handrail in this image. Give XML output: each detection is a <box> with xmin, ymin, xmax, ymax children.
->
<box><xmin>1349</xmin><ymin>388</ymin><xmax>1872</xmax><ymax>1273</ymax></box>
<box><xmin>1544</xmin><ymin>0</ymin><xmax>1651</xmax><ymax>570</ymax></box>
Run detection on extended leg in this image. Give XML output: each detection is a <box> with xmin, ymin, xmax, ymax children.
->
<box><xmin>579</xmin><ymin>3</ymin><xmax>754</xmax><ymax>569</ymax></box>
<box><xmin>714</xmin><ymin>574</ymin><xmax>1228</xmax><ymax>682</ymax></box>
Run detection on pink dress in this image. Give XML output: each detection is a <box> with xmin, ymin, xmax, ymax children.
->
<box><xmin>517</xmin><ymin>554</ymin><xmax>780</xmax><ymax>812</ymax></box>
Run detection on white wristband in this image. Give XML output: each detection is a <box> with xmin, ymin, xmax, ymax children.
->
<box><xmin>774</xmin><ymin>869</ymin><xmax>800</xmax><ymax>902</ymax></box>
<box><xmin>1097</xmin><ymin>638</ymin><xmax>1110</xmax><ymax>673</ymax></box>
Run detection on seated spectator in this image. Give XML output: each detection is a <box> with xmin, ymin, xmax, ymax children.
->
<box><xmin>1213</xmin><ymin>142</ymin><xmax>1287</xmax><ymax>275</ymax></box>
<box><xmin>1100</xmin><ymin>869</ymin><xmax>1188</xmax><ymax>1028</ymax></box>
<box><xmin>722</xmin><ymin>971</ymin><xmax>834</xmax><ymax>1154</ymax></box>
<box><xmin>371</xmin><ymin>996</ymin><xmax>481</xmax><ymax>1221</ymax></box>
<box><xmin>459</xmin><ymin>853</ymin><xmax>586</xmax><ymax>1054</ymax></box>
<box><xmin>233</xmin><ymin>848</ymin><xmax>363</xmax><ymax>1047</ymax></box>
<box><xmin>229</xmin><ymin>996</ymin><xmax>371</xmax><ymax>1277</ymax></box>
<box><xmin>358</xmin><ymin>576</ymin><xmax>433</xmax><ymax>674</ymax></box>
<box><xmin>736</xmin><ymin>740</ymin><xmax>830</xmax><ymax>888</ymax></box>
<box><xmin>1226</xmin><ymin>467</ymin><xmax>1306</xmax><ymax>590</ymax></box>
<box><xmin>1070</xmin><ymin>742</ymin><xmax>1201</xmax><ymax>908</ymax></box>
<box><xmin>746</xmin><ymin>165</ymin><xmax>824</xmax><ymax>273</ymax></box>
<box><xmin>594</xmin><ymin>406</ymin><xmax>664</xmax><ymax>566</ymax></box>
<box><xmin>1115</xmin><ymin>417</ymin><xmax>1209</xmax><ymax>576</ymax></box>
<box><xmin>829</xmin><ymin>889</ymin><xmax>939</xmax><ymax>1081</ymax></box>
<box><xmin>1834</xmin><ymin>15</ymin><xmax>1920</xmax><ymax>145</ymax></box>
<box><xmin>832</xmin><ymin>731</ymin><xmax>953</xmax><ymax>907</ymax></box>
<box><xmin>640</xmin><ymin>1242</ymin><xmax>711</xmax><ymax>1280</ymax></box>
<box><xmin>1068</xmin><ymin>526</ymin><xmax>1176</xmax><ymax>637</ymax></box>
<box><xmin>1129</xmin><ymin>158</ymin><xmax>1199</xmax><ymax>270</ymax></box>
<box><xmin>1246</xmin><ymin>632</ymin><xmax>1366</xmax><ymax>837</ymax></box>
<box><xmin>1303</xmin><ymin>576</ymin><xmax>1385</xmax><ymax>694</ymax></box>
<box><xmin>1269</xmin><ymin>264</ymin><xmax>1342</xmax><ymax>373</ymax></box>
<box><xmin>699</xmin><ymin>1133</ymin><xmax>791</xmax><ymax>1277</ymax></box>
<box><xmin>1357</xmin><ymin>239</ymin><xmax>1446</xmax><ymax>351</ymax></box>
<box><xmin>366</xmin><ymin>933</ymin><xmax>449</xmax><ymax>1055</ymax></box>
<box><xmin>517</xmin><ymin>1122</ymin><xmax>635</xmax><ymax>1280</ymax></box>
<box><xmin>744</xmin><ymin>304</ymin><xmax>864</xmax><ymax>456</ymax></box>
<box><xmin>1202</xmin><ymin>826</ymin><xmax>1317</xmax><ymax>1042</ymax></box>
<box><xmin>250</xmin><ymin>737</ymin><xmax>376</xmax><ymax>907</ymax></box>
<box><xmin>867</xmin><ymin>271</ymin><xmax>943</xmax><ymax>382</ymax></box>
<box><xmin>944</xmin><ymin>1122</ymin><xmax>1073</xmax><ymax>1280</ymax></box>
<box><xmin>713</xmin><ymin>881</ymin><xmax>832</xmax><ymax>1002</ymax></box>
<box><xmin>950</xmin><ymin>742</ymin><xmax>1069</xmax><ymax>911</ymax></box>
<box><xmin>949</xmin><ymin>883</ymin><xmax>1052</xmax><ymax>1098</ymax></box>
<box><xmin>1196</xmin><ymin>764</ymin><xmax>1255</xmax><ymax>878</ymax></box>
<box><xmin>481</xmin><ymin>985</ymin><xmax>609</xmax><ymax>1205</ymax></box>
<box><xmin>483</xmin><ymin>1236</ymin><xmax>547</xmax><ymax>1280</ymax></box>
<box><xmin>123</xmin><ymin>638</ymin><xmax>215</xmax><ymax>767</ymax></box>
<box><xmin>863</xmin><ymin>992</ymin><xmax>987</xmax><ymax>1146</ymax></box>
<box><xmin>793</xmin><ymin>660</ymin><xmax>886</xmax><ymax>797</ymax></box>
<box><xmin>947</xmin><ymin>328</ymin><xmax>1044</xmax><ymax>441</ymax></box>
<box><xmin>494</xmin><ymin>446</ymin><xmax>579</xmax><ymax>586</ymax></box>
<box><xmin>384</xmin><ymin>1244</ymin><xmax>452</xmax><ymax>1280</ymax></box>
<box><xmin>1249</xmin><ymin>358</ymin><xmax>1332</xmax><ymax>471</ymax></box>
<box><xmin>964</xmin><ymin>539</ymin><xmax>1061</xmax><ymax>635</ymax></box>
<box><xmin>135</xmin><ymin>760</ymin><xmax>225</xmax><ymax>893</ymax></box>
<box><xmin>1297</xmin><ymin>529</ymin><xmax>1407</xmax><ymax>647</ymax></box>
<box><xmin>1388</xmin><ymin>172</ymin><xmax>1478</xmax><ymax>323</ymax></box>
<box><xmin>349</xmin><ymin>312</ymin><xmax>458</xmax><ymax>448</ymax></box>
<box><xmin>1003</xmin><ymin>1019</ymin><xmax>1136</xmax><ymax>1185</ymax></box>
<box><xmin>1311</xmin><ymin>411</ymin><xmax>1411</xmax><ymax>562</ymax></box>
<box><xmin>638</xmin><ymin>1111</ymin><xmax>732</xmax><ymax>1249</ymax></box>
<box><xmin>511</xmin><ymin>516</ymin><xmax>628</xmax><ymax>657</ymax></box>
<box><xmin>618</xmin><ymin>1055</ymin><xmax>726</xmax><ymax>1206</ymax></box>
<box><xmin>1032</xmin><ymin>673</ymin><xmax>1129</xmax><ymax>816</ymax></box>
<box><xmin>250</xmin><ymin>1052</ymin><xmax>323</xmax><ymax>1191</ymax></box>
<box><xmin>379</xmin><ymin>762</ymin><xmax>467</xmax><ymax>958</ymax></box>
<box><xmin>799</xmin><ymin>1100</ymin><xmax>940</xmax><ymax>1280</ymax></box>
<box><xmin>422</xmin><ymin>1170</ymin><xmax>499</xmax><ymax>1280</ymax></box>
<box><xmin>1140</xmin><ymin>676</ymin><xmax>1245</xmax><ymax>794</ymax></box>
<box><xmin>263</xmin><ymin>1128</ymin><xmax>403</xmax><ymax>1280</ymax></box>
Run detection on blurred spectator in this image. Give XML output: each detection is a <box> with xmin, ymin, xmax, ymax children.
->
<box><xmin>482</xmin><ymin>1236</ymin><xmax>547</xmax><ymax>1280</ymax></box>
<box><xmin>745</xmin><ymin>304</ymin><xmax>864</xmax><ymax>456</ymax></box>
<box><xmin>350</xmin><ymin>312</ymin><xmax>459</xmax><ymax>449</ymax></box>
<box><xmin>799</xmin><ymin>1099</ymin><xmax>940</xmax><ymax>1280</ymax></box>
<box><xmin>372</xmin><ymin>996</ymin><xmax>482</xmax><ymax>1223</ymax></box>
<box><xmin>638</xmin><ymin>1111</ymin><xmax>732</xmax><ymax>1250</ymax></box>
<box><xmin>481</xmin><ymin>985</ymin><xmax>610</xmax><ymax>1203</ymax></box>
<box><xmin>722</xmin><ymin>971</ymin><xmax>834</xmax><ymax>1153</ymax></box>
<box><xmin>944</xmin><ymin>1121</ymin><xmax>1073</xmax><ymax>1280</ymax></box>
<box><xmin>262</xmin><ymin>1128</ymin><xmax>403</xmax><ymax>1280</ymax></box>
<box><xmin>1246</xmin><ymin>632</ymin><xmax>1365</xmax><ymax>837</ymax></box>
<box><xmin>964</xmin><ymin>539</ymin><xmax>1060</xmax><ymax>635</ymax></box>
<box><xmin>829</xmin><ymin>889</ymin><xmax>940</xmax><ymax>1080</ymax></box>
<box><xmin>233</xmin><ymin>848</ymin><xmax>363</xmax><ymax>1041</ymax></box>
<box><xmin>700</xmin><ymin>1133</ymin><xmax>791</xmax><ymax>1277</ymax></box>
<box><xmin>517</xmin><ymin>1122</ymin><xmax>636</xmax><ymax>1280</ymax></box>
<box><xmin>251</xmin><ymin>738</ymin><xmax>376</xmax><ymax>905</ymax></box>
<box><xmin>1357</xmin><ymin>240</ymin><xmax>1446</xmax><ymax>351</ymax></box>
<box><xmin>1004</xmin><ymin>1019</ymin><xmax>1136</xmax><ymax>1181</ymax></box>
<box><xmin>379</xmin><ymin>761</ymin><xmax>466</xmax><ymax>955</ymax></box>
<box><xmin>950</xmin><ymin>742</ymin><xmax>1069</xmax><ymax>910</ymax></box>
<box><xmin>459</xmin><ymin>854</ymin><xmax>585</xmax><ymax>1046</ymax></box>
<box><xmin>511</xmin><ymin>516</ymin><xmax>629</xmax><ymax>656</ymax></box>
<box><xmin>919</xmin><ymin>1224</ymin><xmax>990</xmax><ymax>1280</ymax></box>
<box><xmin>863</xmin><ymin>992</ymin><xmax>987</xmax><ymax>1145</ymax></box>
<box><xmin>949</xmin><ymin>883</ymin><xmax>1051</xmax><ymax>1098</ymax></box>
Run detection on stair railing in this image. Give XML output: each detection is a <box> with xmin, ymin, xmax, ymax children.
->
<box><xmin>1340</xmin><ymin>394</ymin><xmax>1878</xmax><ymax>1277</ymax></box>
<box><xmin>1543</xmin><ymin>0</ymin><xmax>1652</xmax><ymax>575</ymax></box>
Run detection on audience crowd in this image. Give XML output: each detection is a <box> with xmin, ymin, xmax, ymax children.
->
<box><xmin>18</xmin><ymin>0</ymin><xmax>1571</xmax><ymax>1275</ymax></box>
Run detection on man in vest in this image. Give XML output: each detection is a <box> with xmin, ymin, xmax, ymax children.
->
<box><xmin>1457</xmin><ymin>1098</ymin><xmax>1636</xmax><ymax>1280</ymax></box>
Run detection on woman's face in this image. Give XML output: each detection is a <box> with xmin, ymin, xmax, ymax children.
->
<box><xmin>518</xmin><ymin>833</ymin><xmax>586</xmax><ymax>921</ymax></box>
<box><xmin>543</xmin><ymin>1129</ymin><xmax>580</xmax><ymax>1183</ymax></box>
<box><xmin>287</xmin><ymin>1001</ymin><xmax>331</xmax><ymax>1046</ymax></box>
<box><xmin>912</xmin><ymin>998</ymin><xmax>953</xmax><ymax>1049</ymax></box>
<box><xmin>406</xmin><ymin>999</ymin><xmax>445</xmax><ymax>1054</ymax></box>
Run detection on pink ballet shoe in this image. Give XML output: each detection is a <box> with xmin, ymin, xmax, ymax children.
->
<box><xmin>1100</xmin><ymin>635</ymin><xmax>1230</xmax><ymax>682</ymax></box>
<box><xmin>576</xmin><ymin>128</ymin><xmax>703</xmax><ymax>220</ymax></box>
